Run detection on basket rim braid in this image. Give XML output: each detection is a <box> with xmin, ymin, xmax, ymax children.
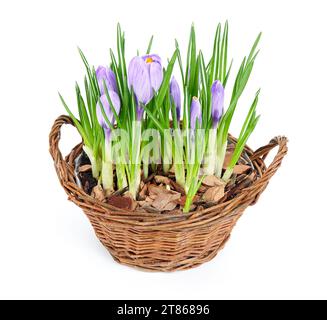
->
<box><xmin>49</xmin><ymin>115</ymin><xmax>288</xmax><ymax>271</ymax></box>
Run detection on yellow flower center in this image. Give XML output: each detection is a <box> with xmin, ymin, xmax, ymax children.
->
<box><xmin>145</xmin><ymin>57</ymin><xmax>154</xmax><ymax>64</ymax></box>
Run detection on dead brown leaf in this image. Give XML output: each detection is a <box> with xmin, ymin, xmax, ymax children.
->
<box><xmin>151</xmin><ymin>191</ymin><xmax>181</xmax><ymax>211</ymax></box>
<box><xmin>169</xmin><ymin>180</ymin><xmax>185</xmax><ymax>194</ymax></box>
<box><xmin>202</xmin><ymin>175</ymin><xmax>226</xmax><ymax>187</ymax></box>
<box><xmin>91</xmin><ymin>185</ymin><xmax>106</xmax><ymax>202</ymax></box>
<box><xmin>198</xmin><ymin>185</ymin><xmax>208</xmax><ymax>193</ymax></box>
<box><xmin>154</xmin><ymin>175</ymin><xmax>171</xmax><ymax>185</ymax></box>
<box><xmin>145</xmin><ymin>196</ymin><xmax>154</xmax><ymax>203</ymax></box>
<box><xmin>148</xmin><ymin>184</ymin><xmax>163</xmax><ymax>196</ymax></box>
<box><xmin>233</xmin><ymin>164</ymin><xmax>251</xmax><ymax>175</ymax></box>
<box><xmin>177</xmin><ymin>195</ymin><xmax>187</xmax><ymax>206</ymax></box>
<box><xmin>202</xmin><ymin>184</ymin><xmax>225</xmax><ymax>203</ymax></box>
<box><xmin>138</xmin><ymin>182</ymin><xmax>148</xmax><ymax>200</ymax></box>
<box><xmin>107</xmin><ymin>195</ymin><xmax>136</xmax><ymax>210</ymax></box>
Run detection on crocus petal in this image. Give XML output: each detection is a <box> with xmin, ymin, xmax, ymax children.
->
<box><xmin>170</xmin><ymin>76</ymin><xmax>181</xmax><ymax>121</ymax></box>
<box><xmin>149</xmin><ymin>61</ymin><xmax>163</xmax><ymax>91</ymax></box>
<box><xmin>211</xmin><ymin>80</ymin><xmax>224</xmax><ymax>128</ymax></box>
<box><xmin>190</xmin><ymin>97</ymin><xmax>202</xmax><ymax>130</ymax></box>
<box><xmin>96</xmin><ymin>91</ymin><xmax>121</xmax><ymax>133</ymax></box>
<box><xmin>96</xmin><ymin>66</ymin><xmax>118</xmax><ymax>95</ymax></box>
<box><xmin>142</xmin><ymin>54</ymin><xmax>163</xmax><ymax>91</ymax></box>
<box><xmin>142</xmin><ymin>54</ymin><xmax>162</xmax><ymax>65</ymax></box>
<box><xmin>128</xmin><ymin>56</ymin><xmax>153</xmax><ymax>104</ymax></box>
<box><xmin>107</xmin><ymin>69</ymin><xmax>118</xmax><ymax>93</ymax></box>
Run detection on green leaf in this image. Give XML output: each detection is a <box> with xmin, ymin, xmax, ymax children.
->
<box><xmin>117</xmin><ymin>23</ymin><xmax>127</xmax><ymax>83</ymax></box>
<box><xmin>209</xmin><ymin>23</ymin><xmax>221</xmax><ymax>87</ymax></box>
<box><xmin>58</xmin><ymin>93</ymin><xmax>91</xmax><ymax>147</ymax></box>
<box><xmin>146</xmin><ymin>35</ymin><xmax>154</xmax><ymax>54</ymax></box>
<box><xmin>142</xmin><ymin>103</ymin><xmax>165</xmax><ymax>134</ymax></box>
<box><xmin>76</xmin><ymin>82</ymin><xmax>93</xmax><ymax>144</ymax></box>
<box><xmin>223</xmin><ymin>59</ymin><xmax>233</xmax><ymax>87</ymax></box>
<box><xmin>198</xmin><ymin>51</ymin><xmax>209</xmax><ymax>124</ymax></box>
<box><xmin>175</xmin><ymin>39</ymin><xmax>185</xmax><ymax>86</ymax></box>
<box><xmin>157</xmin><ymin>49</ymin><xmax>178</xmax><ymax>106</ymax></box>
<box><xmin>246</xmin><ymin>32</ymin><xmax>262</xmax><ymax>65</ymax></box>
<box><xmin>218</xmin><ymin>21</ymin><xmax>228</xmax><ymax>82</ymax></box>
<box><xmin>189</xmin><ymin>24</ymin><xmax>197</xmax><ymax>95</ymax></box>
<box><xmin>110</xmin><ymin>49</ymin><xmax>123</xmax><ymax>95</ymax></box>
<box><xmin>238</xmin><ymin>89</ymin><xmax>260</xmax><ymax>139</ymax></box>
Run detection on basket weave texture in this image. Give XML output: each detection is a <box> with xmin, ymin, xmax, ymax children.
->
<box><xmin>49</xmin><ymin>115</ymin><xmax>288</xmax><ymax>271</ymax></box>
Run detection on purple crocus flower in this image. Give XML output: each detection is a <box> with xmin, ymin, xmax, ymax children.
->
<box><xmin>170</xmin><ymin>76</ymin><xmax>181</xmax><ymax>121</ymax></box>
<box><xmin>128</xmin><ymin>56</ymin><xmax>153</xmax><ymax>105</ymax></box>
<box><xmin>190</xmin><ymin>97</ymin><xmax>202</xmax><ymax>130</ymax></box>
<box><xmin>96</xmin><ymin>66</ymin><xmax>118</xmax><ymax>95</ymax></box>
<box><xmin>96</xmin><ymin>90</ymin><xmax>121</xmax><ymax>139</ymax></box>
<box><xmin>128</xmin><ymin>54</ymin><xmax>163</xmax><ymax>104</ymax></box>
<box><xmin>142</xmin><ymin>54</ymin><xmax>163</xmax><ymax>91</ymax></box>
<box><xmin>211</xmin><ymin>80</ymin><xmax>224</xmax><ymax>128</ymax></box>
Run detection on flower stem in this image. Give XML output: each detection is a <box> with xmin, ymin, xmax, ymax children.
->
<box><xmin>116</xmin><ymin>164</ymin><xmax>127</xmax><ymax>189</ymax></box>
<box><xmin>222</xmin><ymin>166</ymin><xmax>233</xmax><ymax>182</ymax></box>
<box><xmin>215</xmin><ymin>141</ymin><xmax>227</xmax><ymax>178</ymax></box>
<box><xmin>83</xmin><ymin>145</ymin><xmax>100</xmax><ymax>178</ymax></box>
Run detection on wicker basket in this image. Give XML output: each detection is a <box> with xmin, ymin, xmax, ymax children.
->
<box><xmin>49</xmin><ymin>115</ymin><xmax>288</xmax><ymax>271</ymax></box>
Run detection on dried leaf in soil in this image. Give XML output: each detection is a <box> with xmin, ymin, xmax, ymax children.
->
<box><xmin>151</xmin><ymin>191</ymin><xmax>181</xmax><ymax>211</ymax></box>
<box><xmin>202</xmin><ymin>175</ymin><xmax>226</xmax><ymax>187</ymax></box>
<box><xmin>202</xmin><ymin>184</ymin><xmax>225</xmax><ymax>203</ymax></box>
<box><xmin>154</xmin><ymin>175</ymin><xmax>171</xmax><ymax>185</ymax></box>
<box><xmin>138</xmin><ymin>182</ymin><xmax>148</xmax><ymax>200</ymax></box>
<box><xmin>169</xmin><ymin>180</ymin><xmax>185</xmax><ymax>194</ymax></box>
<box><xmin>148</xmin><ymin>184</ymin><xmax>169</xmax><ymax>196</ymax></box>
<box><xmin>91</xmin><ymin>185</ymin><xmax>106</xmax><ymax>202</ymax></box>
<box><xmin>107</xmin><ymin>195</ymin><xmax>136</xmax><ymax>210</ymax></box>
<box><xmin>233</xmin><ymin>164</ymin><xmax>251</xmax><ymax>175</ymax></box>
<box><xmin>124</xmin><ymin>193</ymin><xmax>138</xmax><ymax>211</ymax></box>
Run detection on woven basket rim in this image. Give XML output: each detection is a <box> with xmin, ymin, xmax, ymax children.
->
<box><xmin>49</xmin><ymin>115</ymin><xmax>288</xmax><ymax>228</ymax></box>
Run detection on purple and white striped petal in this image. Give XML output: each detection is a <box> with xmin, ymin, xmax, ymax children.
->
<box><xmin>170</xmin><ymin>76</ymin><xmax>181</xmax><ymax>121</ymax></box>
<box><xmin>128</xmin><ymin>57</ymin><xmax>153</xmax><ymax>105</ymax></box>
<box><xmin>142</xmin><ymin>54</ymin><xmax>163</xmax><ymax>91</ymax></box>
<box><xmin>149</xmin><ymin>61</ymin><xmax>163</xmax><ymax>91</ymax></box>
<box><xmin>211</xmin><ymin>80</ymin><xmax>224</xmax><ymax>128</ymax></box>
<box><xmin>190</xmin><ymin>97</ymin><xmax>202</xmax><ymax>130</ymax></box>
<box><xmin>96</xmin><ymin>91</ymin><xmax>121</xmax><ymax>139</ymax></box>
<box><xmin>96</xmin><ymin>66</ymin><xmax>118</xmax><ymax>95</ymax></box>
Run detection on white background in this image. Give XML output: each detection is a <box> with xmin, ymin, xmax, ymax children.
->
<box><xmin>0</xmin><ymin>0</ymin><xmax>326</xmax><ymax>300</ymax></box>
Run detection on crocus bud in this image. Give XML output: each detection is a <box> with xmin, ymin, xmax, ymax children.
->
<box><xmin>190</xmin><ymin>97</ymin><xmax>202</xmax><ymax>130</ymax></box>
<box><xmin>170</xmin><ymin>76</ymin><xmax>181</xmax><ymax>121</ymax></box>
<box><xmin>96</xmin><ymin>91</ymin><xmax>121</xmax><ymax>139</ymax></box>
<box><xmin>128</xmin><ymin>56</ymin><xmax>153</xmax><ymax>105</ymax></box>
<box><xmin>211</xmin><ymin>80</ymin><xmax>224</xmax><ymax>128</ymax></box>
<box><xmin>96</xmin><ymin>66</ymin><xmax>118</xmax><ymax>95</ymax></box>
<box><xmin>142</xmin><ymin>54</ymin><xmax>163</xmax><ymax>91</ymax></box>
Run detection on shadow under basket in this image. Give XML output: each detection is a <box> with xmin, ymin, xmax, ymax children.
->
<box><xmin>49</xmin><ymin>115</ymin><xmax>288</xmax><ymax>272</ymax></box>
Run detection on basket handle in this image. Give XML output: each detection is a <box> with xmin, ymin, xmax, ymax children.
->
<box><xmin>251</xmin><ymin>136</ymin><xmax>288</xmax><ymax>184</ymax></box>
<box><xmin>49</xmin><ymin>115</ymin><xmax>75</xmax><ymax>183</ymax></box>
